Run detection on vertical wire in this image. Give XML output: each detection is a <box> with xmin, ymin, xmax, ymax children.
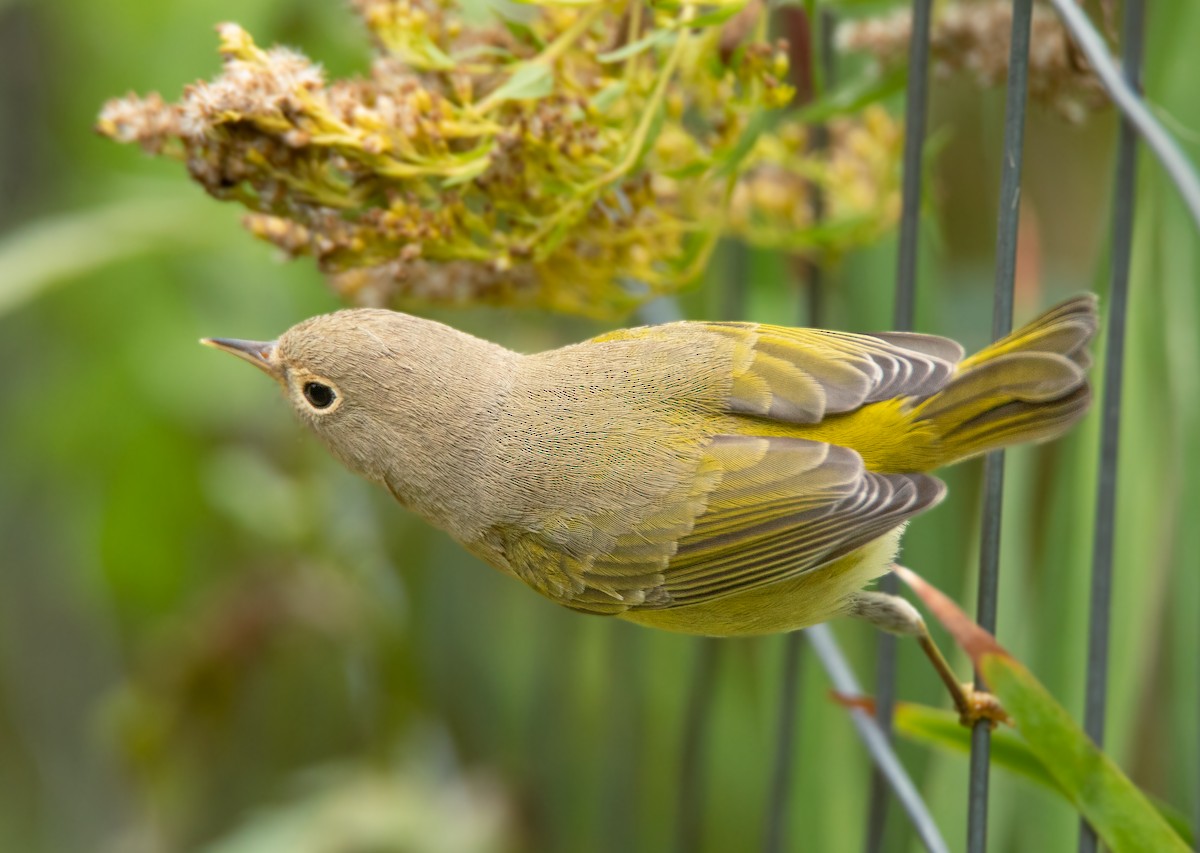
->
<box><xmin>675</xmin><ymin>637</ymin><xmax>721</xmax><ymax>853</ymax></box>
<box><xmin>891</xmin><ymin>0</ymin><xmax>933</xmax><ymax>335</ymax></box>
<box><xmin>1077</xmin><ymin>0</ymin><xmax>1145</xmax><ymax>850</ymax></box>
<box><xmin>636</xmin><ymin>297</ymin><xmax>716</xmax><ymax>853</ymax></box>
<box><xmin>603</xmin><ymin>622</ymin><xmax>645</xmax><ymax>853</ymax></box>
<box><xmin>762</xmin><ymin>10</ymin><xmax>833</xmax><ymax>851</ymax></box>
<box><xmin>637</xmin><ymin>298</ymin><xmax>726</xmax><ymax>853</ymax></box>
<box><xmin>865</xmin><ymin>1</ymin><xmax>933</xmax><ymax>850</ymax></box>
<box><xmin>967</xmin><ymin>1</ymin><xmax>1034</xmax><ymax>850</ymax></box>
<box><xmin>763</xmin><ymin>629</ymin><xmax>804</xmax><ymax>853</ymax></box>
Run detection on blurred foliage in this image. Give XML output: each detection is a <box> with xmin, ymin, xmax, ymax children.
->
<box><xmin>837</xmin><ymin>1</ymin><xmax>1109</xmax><ymax>122</ymax></box>
<box><xmin>202</xmin><ymin>757</ymin><xmax>514</xmax><ymax>853</ymax></box>
<box><xmin>95</xmin><ymin>0</ymin><xmax>902</xmax><ymax>316</ymax></box>
<box><xmin>1</xmin><ymin>0</ymin><xmax>1199</xmax><ymax>851</ymax></box>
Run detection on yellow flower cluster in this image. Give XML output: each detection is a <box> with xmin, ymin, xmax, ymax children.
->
<box><xmin>98</xmin><ymin>1</ymin><xmax>901</xmax><ymax>316</ymax></box>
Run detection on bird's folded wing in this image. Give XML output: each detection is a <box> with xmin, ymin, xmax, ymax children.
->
<box><xmin>707</xmin><ymin>323</ymin><xmax>964</xmax><ymax>422</ymax></box>
<box><xmin>493</xmin><ymin>435</ymin><xmax>945</xmax><ymax>615</ymax></box>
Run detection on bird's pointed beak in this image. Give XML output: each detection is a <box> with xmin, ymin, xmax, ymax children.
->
<box><xmin>200</xmin><ymin>337</ymin><xmax>282</xmax><ymax>381</ymax></box>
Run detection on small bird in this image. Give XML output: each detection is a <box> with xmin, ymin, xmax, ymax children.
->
<box><xmin>204</xmin><ymin>294</ymin><xmax>1096</xmax><ymax>723</ymax></box>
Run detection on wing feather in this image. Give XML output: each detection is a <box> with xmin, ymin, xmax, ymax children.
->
<box><xmin>701</xmin><ymin>322</ymin><xmax>961</xmax><ymax>423</ymax></box>
<box><xmin>493</xmin><ymin>435</ymin><xmax>944</xmax><ymax>615</ymax></box>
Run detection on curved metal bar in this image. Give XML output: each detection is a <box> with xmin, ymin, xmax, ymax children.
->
<box><xmin>807</xmin><ymin>625</ymin><xmax>951</xmax><ymax>853</ymax></box>
<box><xmin>1048</xmin><ymin>0</ymin><xmax>1200</xmax><ymax>231</ymax></box>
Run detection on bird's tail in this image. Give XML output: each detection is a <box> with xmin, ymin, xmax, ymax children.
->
<box><xmin>910</xmin><ymin>294</ymin><xmax>1098</xmax><ymax>466</ymax></box>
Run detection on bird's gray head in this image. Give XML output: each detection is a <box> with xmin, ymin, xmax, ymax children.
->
<box><xmin>202</xmin><ymin>308</ymin><xmax>488</xmax><ymax>485</ymax></box>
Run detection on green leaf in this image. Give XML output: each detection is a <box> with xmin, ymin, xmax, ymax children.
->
<box><xmin>0</xmin><ymin>194</ymin><xmax>224</xmax><ymax>318</ymax></box>
<box><xmin>597</xmin><ymin>29</ymin><xmax>675</xmax><ymax>64</ymax></box>
<box><xmin>792</xmin><ymin>65</ymin><xmax>908</xmax><ymax>124</ymax></box>
<box><xmin>632</xmin><ymin>104</ymin><xmax>667</xmax><ymax>171</ymax></box>
<box><xmin>418</xmin><ymin>41</ymin><xmax>456</xmax><ymax>71</ymax></box>
<box><xmin>485</xmin><ymin>62</ymin><xmax>554</xmax><ymax>104</ymax></box>
<box><xmin>894</xmin><ymin>703</ymin><xmax>1061</xmax><ymax>790</ymax></box>
<box><xmin>662</xmin><ymin>160</ymin><xmax>711</xmax><ymax>180</ymax></box>
<box><xmin>715</xmin><ymin>108</ymin><xmax>774</xmax><ymax>177</ymax></box>
<box><xmin>981</xmin><ymin>655</ymin><xmax>1190</xmax><ymax>853</ymax></box>
<box><xmin>440</xmin><ymin>155</ymin><xmax>493</xmax><ymax>188</ymax></box>
<box><xmin>451</xmin><ymin>44</ymin><xmax>517</xmax><ymax>63</ymax></box>
<box><xmin>498</xmin><ymin>18</ymin><xmax>546</xmax><ymax>51</ymax></box>
<box><xmin>894</xmin><ymin>703</ymin><xmax>1196</xmax><ymax>846</ymax></box>
<box><xmin>896</xmin><ymin>567</ymin><xmax>1192</xmax><ymax>853</ymax></box>
<box><xmin>688</xmin><ymin>5</ymin><xmax>745</xmax><ymax>28</ymax></box>
<box><xmin>590</xmin><ymin>80</ymin><xmax>628</xmax><ymax>113</ymax></box>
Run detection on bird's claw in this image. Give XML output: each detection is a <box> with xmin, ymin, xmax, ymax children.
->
<box><xmin>956</xmin><ymin>683</ymin><xmax>1011</xmax><ymax>729</ymax></box>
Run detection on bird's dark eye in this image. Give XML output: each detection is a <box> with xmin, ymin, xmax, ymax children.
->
<box><xmin>303</xmin><ymin>381</ymin><xmax>336</xmax><ymax>409</ymax></box>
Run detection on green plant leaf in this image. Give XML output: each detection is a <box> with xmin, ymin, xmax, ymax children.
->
<box><xmin>687</xmin><ymin>5</ymin><xmax>746</xmax><ymax>29</ymax></box>
<box><xmin>894</xmin><ymin>703</ymin><xmax>1054</xmax><ymax>788</ymax></box>
<box><xmin>0</xmin><ymin>194</ymin><xmax>224</xmax><ymax>318</ymax></box>
<box><xmin>597</xmin><ymin>29</ymin><xmax>675</xmax><ymax>64</ymax></box>
<box><xmin>982</xmin><ymin>655</ymin><xmax>1190</xmax><ymax>852</ymax></box>
<box><xmin>590</xmin><ymin>80</ymin><xmax>628</xmax><ymax>113</ymax></box>
<box><xmin>485</xmin><ymin>62</ymin><xmax>554</xmax><ymax>104</ymax></box>
<box><xmin>440</xmin><ymin>155</ymin><xmax>494</xmax><ymax>188</ymax></box>
<box><xmin>793</xmin><ymin>65</ymin><xmax>908</xmax><ymax>124</ymax></box>
<box><xmin>892</xmin><ymin>703</ymin><xmax>1195</xmax><ymax>845</ymax></box>
<box><xmin>896</xmin><ymin>567</ymin><xmax>1191</xmax><ymax>853</ymax></box>
<box><xmin>714</xmin><ymin>108</ymin><xmax>774</xmax><ymax>177</ymax></box>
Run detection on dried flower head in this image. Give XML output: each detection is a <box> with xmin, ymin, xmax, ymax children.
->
<box><xmin>838</xmin><ymin>1</ymin><xmax>1108</xmax><ymax>123</ymax></box>
<box><xmin>99</xmin><ymin>2</ymin><xmax>900</xmax><ymax>316</ymax></box>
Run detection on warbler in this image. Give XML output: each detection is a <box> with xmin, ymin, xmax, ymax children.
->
<box><xmin>204</xmin><ymin>294</ymin><xmax>1096</xmax><ymax>723</ymax></box>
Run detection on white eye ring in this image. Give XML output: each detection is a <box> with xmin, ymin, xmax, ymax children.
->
<box><xmin>303</xmin><ymin>381</ymin><xmax>336</xmax><ymax>409</ymax></box>
<box><xmin>296</xmin><ymin>375</ymin><xmax>342</xmax><ymax>413</ymax></box>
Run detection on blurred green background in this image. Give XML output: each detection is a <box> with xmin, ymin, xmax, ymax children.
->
<box><xmin>1</xmin><ymin>0</ymin><xmax>1198</xmax><ymax>851</ymax></box>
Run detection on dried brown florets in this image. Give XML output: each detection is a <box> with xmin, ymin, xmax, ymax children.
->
<box><xmin>98</xmin><ymin>2</ymin><xmax>901</xmax><ymax>316</ymax></box>
<box><xmin>838</xmin><ymin>1</ymin><xmax>1109</xmax><ymax>123</ymax></box>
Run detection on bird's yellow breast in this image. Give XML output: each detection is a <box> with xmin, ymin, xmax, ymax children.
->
<box><xmin>619</xmin><ymin>526</ymin><xmax>904</xmax><ymax>636</ymax></box>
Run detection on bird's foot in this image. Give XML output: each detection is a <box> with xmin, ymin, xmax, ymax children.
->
<box><xmin>955</xmin><ymin>682</ymin><xmax>1011</xmax><ymax>729</ymax></box>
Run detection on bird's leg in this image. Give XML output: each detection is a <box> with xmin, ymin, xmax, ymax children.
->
<box><xmin>848</xmin><ymin>589</ymin><xmax>1010</xmax><ymax>729</ymax></box>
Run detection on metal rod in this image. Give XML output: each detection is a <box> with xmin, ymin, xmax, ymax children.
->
<box><xmin>1078</xmin><ymin>0</ymin><xmax>1145</xmax><ymax>849</ymax></box>
<box><xmin>891</xmin><ymin>0</ymin><xmax>933</xmax><ymax>335</ymax></box>
<box><xmin>763</xmin><ymin>631</ymin><xmax>804</xmax><ymax>853</ymax></box>
<box><xmin>763</xmin><ymin>10</ymin><xmax>834</xmax><ymax>850</ymax></box>
<box><xmin>638</xmin><ymin>295</ymin><xmax>716</xmax><ymax>853</ymax></box>
<box><xmin>1046</xmin><ymin>0</ymin><xmax>1200</xmax><ymax>233</ymax></box>
<box><xmin>967</xmin><ymin>0</ymin><xmax>1034</xmax><ymax>849</ymax></box>
<box><xmin>807</xmin><ymin>625</ymin><xmax>950</xmax><ymax>853</ymax></box>
<box><xmin>604</xmin><ymin>623</ymin><xmax>646</xmax><ymax>853</ymax></box>
<box><xmin>674</xmin><ymin>638</ymin><xmax>721</xmax><ymax>853</ymax></box>
<box><xmin>866</xmin><ymin>0</ymin><xmax>934</xmax><ymax>849</ymax></box>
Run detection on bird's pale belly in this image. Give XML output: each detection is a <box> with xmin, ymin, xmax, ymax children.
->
<box><xmin>619</xmin><ymin>526</ymin><xmax>904</xmax><ymax>636</ymax></box>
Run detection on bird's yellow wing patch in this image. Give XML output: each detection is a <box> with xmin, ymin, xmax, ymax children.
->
<box><xmin>593</xmin><ymin>321</ymin><xmax>964</xmax><ymax>424</ymax></box>
<box><xmin>705</xmin><ymin>323</ymin><xmax>963</xmax><ymax>423</ymax></box>
<box><xmin>492</xmin><ymin>435</ymin><xmax>944</xmax><ymax>615</ymax></box>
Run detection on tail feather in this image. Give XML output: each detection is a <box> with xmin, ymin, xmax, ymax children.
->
<box><xmin>958</xmin><ymin>293</ymin><xmax>1097</xmax><ymax>370</ymax></box>
<box><xmin>912</xmin><ymin>295</ymin><xmax>1098</xmax><ymax>466</ymax></box>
